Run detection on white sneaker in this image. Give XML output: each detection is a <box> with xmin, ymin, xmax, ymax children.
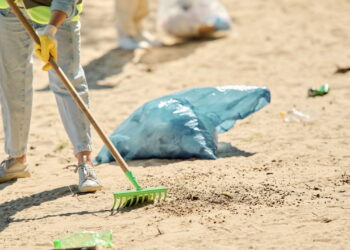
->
<box><xmin>76</xmin><ymin>162</ymin><xmax>102</xmax><ymax>193</ymax></box>
<box><xmin>117</xmin><ymin>35</ymin><xmax>162</xmax><ymax>50</ymax></box>
<box><xmin>0</xmin><ymin>158</ymin><xmax>30</xmax><ymax>183</ymax></box>
<box><xmin>140</xmin><ymin>31</ymin><xmax>163</xmax><ymax>47</ymax></box>
<box><xmin>118</xmin><ymin>36</ymin><xmax>147</xmax><ymax>50</ymax></box>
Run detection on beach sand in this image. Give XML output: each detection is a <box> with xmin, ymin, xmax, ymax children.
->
<box><xmin>1</xmin><ymin>0</ymin><xmax>350</xmax><ymax>249</ymax></box>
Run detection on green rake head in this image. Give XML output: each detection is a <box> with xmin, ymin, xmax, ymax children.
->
<box><xmin>112</xmin><ymin>186</ymin><xmax>168</xmax><ymax>211</ymax></box>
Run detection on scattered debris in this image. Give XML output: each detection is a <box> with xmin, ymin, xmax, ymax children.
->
<box><xmin>334</xmin><ymin>66</ymin><xmax>350</xmax><ymax>74</ymax></box>
<box><xmin>54</xmin><ymin>141</ymin><xmax>69</xmax><ymax>152</ymax></box>
<box><xmin>53</xmin><ymin>230</ymin><xmax>113</xmax><ymax>249</ymax></box>
<box><xmin>308</xmin><ymin>84</ymin><xmax>329</xmax><ymax>97</ymax></box>
<box><xmin>280</xmin><ymin>109</ymin><xmax>312</xmax><ymax>122</ymax></box>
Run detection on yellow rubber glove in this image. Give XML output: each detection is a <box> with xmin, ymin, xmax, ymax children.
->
<box><xmin>34</xmin><ymin>24</ymin><xmax>58</xmax><ymax>71</ymax></box>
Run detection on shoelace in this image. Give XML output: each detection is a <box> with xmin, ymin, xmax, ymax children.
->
<box><xmin>0</xmin><ymin>158</ymin><xmax>13</xmax><ymax>170</ymax></box>
<box><xmin>75</xmin><ymin>164</ymin><xmax>96</xmax><ymax>181</ymax></box>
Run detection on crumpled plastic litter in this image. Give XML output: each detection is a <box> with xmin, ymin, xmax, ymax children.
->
<box><xmin>53</xmin><ymin>230</ymin><xmax>113</xmax><ymax>249</ymax></box>
<box><xmin>157</xmin><ymin>0</ymin><xmax>232</xmax><ymax>38</ymax></box>
<box><xmin>94</xmin><ymin>86</ymin><xmax>270</xmax><ymax>164</ymax></box>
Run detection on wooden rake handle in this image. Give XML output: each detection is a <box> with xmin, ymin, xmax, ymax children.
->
<box><xmin>6</xmin><ymin>0</ymin><xmax>130</xmax><ymax>173</ymax></box>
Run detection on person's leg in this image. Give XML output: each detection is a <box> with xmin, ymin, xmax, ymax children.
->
<box><xmin>133</xmin><ymin>0</ymin><xmax>161</xmax><ymax>46</ymax></box>
<box><xmin>46</xmin><ymin>20</ymin><xmax>91</xmax><ymax>157</ymax></box>
<box><xmin>45</xmin><ymin>20</ymin><xmax>101</xmax><ymax>192</ymax></box>
<box><xmin>0</xmin><ymin>8</ymin><xmax>33</xmax><ymax>182</ymax></box>
<box><xmin>133</xmin><ymin>0</ymin><xmax>149</xmax><ymax>36</ymax></box>
<box><xmin>115</xmin><ymin>0</ymin><xmax>140</xmax><ymax>38</ymax></box>
<box><xmin>115</xmin><ymin>0</ymin><xmax>155</xmax><ymax>49</ymax></box>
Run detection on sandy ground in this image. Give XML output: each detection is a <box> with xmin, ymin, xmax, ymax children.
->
<box><xmin>1</xmin><ymin>0</ymin><xmax>350</xmax><ymax>249</ymax></box>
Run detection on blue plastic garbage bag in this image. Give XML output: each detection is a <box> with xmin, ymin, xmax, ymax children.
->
<box><xmin>95</xmin><ymin>86</ymin><xmax>270</xmax><ymax>164</ymax></box>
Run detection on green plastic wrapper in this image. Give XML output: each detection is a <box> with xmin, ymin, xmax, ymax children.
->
<box><xmin>53</xmin><ymin>230</ymin><xmax>113</xmax><ymax>249</ymax></box>
<box><xmin>308</xmin><ymin>84</ymin><xmax>330</xmax><ymax>97</ymax></box>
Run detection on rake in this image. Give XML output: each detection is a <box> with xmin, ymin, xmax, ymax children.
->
<box><xmin>6</xmin><ymin>0</ymin><xmax>167</xmax><ymax>211</ymax></box>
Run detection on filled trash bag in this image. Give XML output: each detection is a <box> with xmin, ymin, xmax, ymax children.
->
<box><xmin>95</xmin><ymin>86</ymin><xmax>270</xmax><ymax>164</ymax></box>
<box><xmin>157</xmin><ymin>0</ymin><xmax>232</xmax><ymax>39</ymax></box>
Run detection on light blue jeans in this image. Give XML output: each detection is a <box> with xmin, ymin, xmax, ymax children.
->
<box><xmin>0</xmin><ymin>8</ymin><xmax>92</xmax><ymax>157</ymax></box>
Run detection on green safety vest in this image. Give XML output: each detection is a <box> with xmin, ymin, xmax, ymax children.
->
<box><xmin>0</xmin><ymin>0</ymin><xmax>83</xmax><ymax>24</ymax></box>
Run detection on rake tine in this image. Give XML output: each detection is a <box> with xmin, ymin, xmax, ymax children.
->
<box><xmin>145</xmin><ymin>193</ymin><xmax>150</xmax><ymax>203</ymax></box>
<box><xmin>129</xmin><ymin>195</ymin><xmax>136</xmax><ymax>207</ymax></box>
<box><xmin>118</xmin><ymin>197</ymin><xmax>124</xmax><ymax>209</ymax></box>
<box><xmin>134</xmin><ymin>194</ymin><xmax>139</xmax><ymax>206</ymax></box>
<box><xmin>153</xmin><ymin>192</ymin><xmax>158</xmax><ymax>202</ymax></box>
<box><xmin>112</xmin><ymin>197</ymin><xmax>118</xmax><ymax>211</ymax></box>
<box><xmin>138</xmin><ymin>194</ymin><xmax>143</xmax><ymax>204</ymax></box>
<box><xmin>148</xmin><ymin>192</ymin><xmax>153</xmax><ymax>202</ymax></box>
<box><xmin>121</xmin><ymin>197</ymin><xmax>126</xmax><ymax>208</ymax></box>
<box><xmin>158</xmin><ymin>192</ymin><xmax>163</xmax><ymax>202</ymax></box>
<box><xmin>135</xmin><ymin>195</ymin><xmax>140</xmax><ymax>205</ymax></box>
<box><xmin>123</xmin><ymin>196</ymin><xmax>129</xmax><ymax>207</ymax></box>
<box><xmin>124</xmin><ymin>196</ymin><xmax>131</xmax><ymax>208</ymax></box>
<box><xmin>117</xmin><ymin>197</ymin><xmax>123</xmax><ymax>210</ymax></box>
<box><xmin>147</xmin><ymin>194</ymin><xmax>152</xmax><ymax>203</ymax></box>
<box><xmin>129</xmin><ymin>195</ymin><xmax>135</xmax><ymax>207</ymax></box>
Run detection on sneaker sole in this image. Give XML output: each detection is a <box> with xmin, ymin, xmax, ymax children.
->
<box><xmin>0</xmin><ymin>171</ymin><xmax>30</xmax><ymax>183</ymax></box>
<box><xmin>78</xmin><ymin>185</ymin><xmax>102</xmax><ymax>193</ymax></box>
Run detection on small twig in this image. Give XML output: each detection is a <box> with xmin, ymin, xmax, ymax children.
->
<box><xmin>63</xmin><ymin>164</ymin><xmax>77</xmax><ymax>170</ymax></box>
<box><xmin>220</xmin><ymin>192</ymin><xmax>233</xmax><ymax>199</ymax></box>
<box><xmin>156</xmin><ymin>226</ymin><xmax>163</xmax><ymax>236</ymax></box>
<box><xmin>68</xmin><ymin>185</ymin><xmax>80</xmax><ymax>201</ymax></box>
<box><xmin>68</xmin><ymin>185</ymin><xmax>75</xmax><ymax>195</ymax></box>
